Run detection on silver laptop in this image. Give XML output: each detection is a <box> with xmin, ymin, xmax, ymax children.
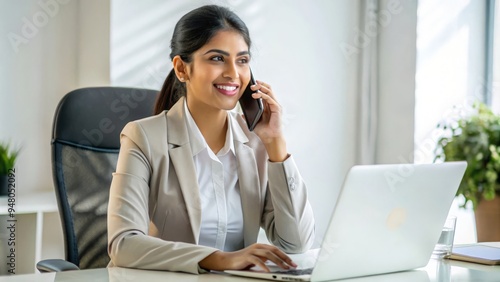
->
<box><xmin>225</xmin><ymin>162</ymin><xmax>467</xmax><ymax>281</ymax></box>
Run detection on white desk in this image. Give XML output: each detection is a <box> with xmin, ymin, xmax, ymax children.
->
<box><xmin>1</xmin><ymin>244</ymin><xmax>499</xmax><ymax>282</ymax></box>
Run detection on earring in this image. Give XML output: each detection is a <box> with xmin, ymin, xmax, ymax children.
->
<box><xmin>179</xmin><ymin>77</ymin><xmax>184</xmax><ymax>82</ymax></box>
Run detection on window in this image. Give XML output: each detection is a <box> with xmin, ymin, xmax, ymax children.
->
<box><xmin>491</xmin><ymin>1</ymin><xmax>500</xmax><ymax>113</ymax></box>
<box><xmin>415</xmin><ymin>0</ymin><xmax>494</xmax><ymax>243</ymax></box>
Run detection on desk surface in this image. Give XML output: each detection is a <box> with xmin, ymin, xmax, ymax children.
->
<box><xmin>1</xmin><ymin>244</ymin><xmax>500</xmax><ymax>282</ymax></box>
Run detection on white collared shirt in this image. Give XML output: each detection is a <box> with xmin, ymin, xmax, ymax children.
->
<box><xmin>183</xmin><ymin>101</ymin><xmax>244</xmax><ymax>251</ymax></box>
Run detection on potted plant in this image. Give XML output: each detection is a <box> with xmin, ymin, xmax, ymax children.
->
<box><xmin>0</xmin><ymin>142</ymin><xmax>19</xmax><ymax>196</ymax></box>
<box><xmin>434</xmin><ymin>102</ymin><xmax>500</xmax><ymax>242</ymax></box>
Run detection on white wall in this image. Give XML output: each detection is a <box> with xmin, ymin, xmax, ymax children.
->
<box><xmin>0</xmin><ymin>0</ymin><xmax>79</xmax><ymax>195</ymax></box>
<box><xmin>78</xmin><ymin>0</ymin><xmax>111</xmax><ymax>87</ymax></box>
<box><xmin>0</xmin><ymin>0</ymin><xmax>110</xmax><ymax>195</ymax></box>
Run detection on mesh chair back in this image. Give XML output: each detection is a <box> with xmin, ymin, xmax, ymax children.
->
<box><xmin>51</xmin><ymin>87</ymin><xmax>158</xmax><ymax>269</ymax></box>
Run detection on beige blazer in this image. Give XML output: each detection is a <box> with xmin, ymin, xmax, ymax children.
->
<box><xmin>107</xmin><ymin>97</ymin><xmax>315</xmax><ymax>274</ymax></box>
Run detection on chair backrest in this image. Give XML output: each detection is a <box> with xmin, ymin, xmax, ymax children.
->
<box><xmin>51</xmin><ymin>87</ymin><xmax>158</xmax><ymax>269</ymax></box>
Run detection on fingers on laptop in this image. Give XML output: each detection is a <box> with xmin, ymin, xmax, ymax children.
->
<box><xmin>245</xmin><ymin>244</ymin><xmax>297</xmax><ymax>272</ymax></box>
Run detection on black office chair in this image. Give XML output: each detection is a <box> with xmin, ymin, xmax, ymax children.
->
<box><xmin>36</xmin><ymin>87</ymin><xmax>158</xmax><ymax>272</ymax></box>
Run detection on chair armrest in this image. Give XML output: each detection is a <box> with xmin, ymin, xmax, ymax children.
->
<box><xmin>36</xmin><ymin>259</ymin><xmax>80</xmax><ymax>272</ymax></box>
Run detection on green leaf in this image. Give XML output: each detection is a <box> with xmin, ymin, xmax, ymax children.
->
<box><xmin>0</xmin><ymin>142</ymin><xmax>20</xmax><ymax>175</ymax></box>
<box><xmin>434</xmin><ymin>101</ymin><xmax>500</xmax><ymax>209</ymax></box>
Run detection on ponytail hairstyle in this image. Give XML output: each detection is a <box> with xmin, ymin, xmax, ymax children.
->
<box><xmin>154</xmin><ymin>5</ymin><xmax>252</xmax><ymax>114</ymax></box>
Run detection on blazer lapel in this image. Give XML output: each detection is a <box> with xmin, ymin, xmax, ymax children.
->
<box><xmin>232</xmin><ymin>118</ymin><xmax>262</xmax><ymax>247</ymax></box>
<box><xmin>167</xmin><ymin>98</ymin><xmax>202</xmax><ymax>243</ymax></box>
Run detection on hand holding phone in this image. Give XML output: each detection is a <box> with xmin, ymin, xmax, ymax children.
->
<box><xmin>239</xmin><ymin>71</ymin><xmax>263</xmax><ymax>131</ymax></box>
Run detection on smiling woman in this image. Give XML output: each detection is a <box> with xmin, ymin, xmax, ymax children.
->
<box><xmin>107</xmin><ymin>4</ymin><xmax>315</xmax><ymax>275</ymax></box>
<box><xmin>177</xmin><ymin>30</ymin><xmax>251</xmax><ymax>129</ymax></box>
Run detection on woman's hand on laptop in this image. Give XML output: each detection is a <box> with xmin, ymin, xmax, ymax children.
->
<box><xmin>199</xmin><ymin>243</ymin><xmax>298</xmax><ymax>272</ymax></box>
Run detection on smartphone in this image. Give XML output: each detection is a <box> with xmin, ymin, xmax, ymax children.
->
<box><xmin>239</xmin><ymin>71</ymin><xmax>263</xmax><ymax>131</ymax></box>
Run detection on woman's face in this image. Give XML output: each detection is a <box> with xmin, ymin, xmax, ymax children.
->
<box><xmin>184</xmin><ymin>30</ymin><xmax>251</xmax><ymax>114</ymax></box>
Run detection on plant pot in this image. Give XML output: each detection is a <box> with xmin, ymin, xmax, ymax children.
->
<box><xmin>474</xmin><ymin>196</ymin><xmax>500</xmax><ymax>242</ymax></box>
<box><xmin>0</xmin><ymin>174</ymin><xmax>7</xmax><ymax>196</ymax></box>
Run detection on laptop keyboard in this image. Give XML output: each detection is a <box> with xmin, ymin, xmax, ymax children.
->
<box><xmin>273</xmin><ymin>267</ymin><xmax>314</xmax><ymax>276</ymax></box>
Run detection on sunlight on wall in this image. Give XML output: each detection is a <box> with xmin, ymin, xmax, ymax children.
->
<box><xmin>111</xmin><ymin>0</ymin><xmax>187</xmax><ymax>89</ymax></box>
<box><xmin>110</xmin><ymin>0</ymin><xmax>266</xmax><ymax>91</ymax></box>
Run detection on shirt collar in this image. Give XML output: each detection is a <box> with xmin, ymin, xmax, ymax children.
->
<box><xmin>183</xmin><ymin>99</ymin><xmax>235</xmax><ymax>157</ymax></box>
<box><xmin>218</xmin><ymin>117</ymin><xmax>234</xmax><ymax>157</ymax></box>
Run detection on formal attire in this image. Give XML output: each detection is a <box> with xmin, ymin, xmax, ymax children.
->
<box><xmin>107</xmin><ymin>97</ymin><xmax>315</xmax><ymax>274</ymax></box>
<box><xmin>183</xmin><ymin>100</ymin><xmax>244</xmax><ymax>252</ymax></box>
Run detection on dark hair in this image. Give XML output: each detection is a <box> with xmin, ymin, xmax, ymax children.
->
<box><xmin>154</xmin><ymin>5</ymin><xmax>252</xmax><ymax>114</ymax></box>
